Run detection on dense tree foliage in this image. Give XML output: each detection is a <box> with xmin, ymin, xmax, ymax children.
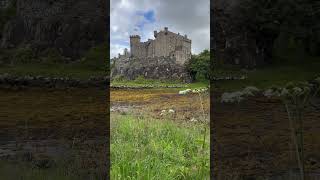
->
<box><xmin>186</xmin><ymin>50</ymin><xmax>211</xmax><ymax>81</ymax></box>
<box><xmin>238</xmin><ymin>0</ymin><xmax>320</xmax><ymax>62</ymax></box>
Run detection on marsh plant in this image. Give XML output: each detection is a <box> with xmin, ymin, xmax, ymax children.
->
<box><xmin>179</xmin><ymin>87</ymin><xmax>209</xmax><ymax>150</ymax></box>
<box><xmin>264</xmin><ymin>77</ymin><xmax>320</xmax><ymax>180</ymax></box>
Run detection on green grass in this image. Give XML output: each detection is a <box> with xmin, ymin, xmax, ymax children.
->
<box><xmin>111</xmin><ymin>78</ymin><xmax>208</xmax><ymax>89</ymax></box>
<box><xmin>214</xmin><ymin>60</ymin><xmax>320</xmax><ymax>91</ymax></box>
<box><xmin>111</xmin><ymin>114</ymin><xmax>210</xmax><ymax>180</ymax></box>
<box><xmin>0</xmin><ymin>43</ymin><xmax>108</xmax><ymax>79</ymax></box>
<box><xmin>0</xmin><ymin>63</ymin><xmax>106</xmax><ymax>80</ymax></box>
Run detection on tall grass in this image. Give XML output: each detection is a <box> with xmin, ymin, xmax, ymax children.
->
<box><xmin>111</xmin><ymin>114</ymin><xmax>210</xmax><ymax>179</ymax></box>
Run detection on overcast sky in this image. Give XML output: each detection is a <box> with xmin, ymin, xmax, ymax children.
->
<box><xmin>110</xmin><ymin>0</ymin><xmax>210</xmax><ymax>58</ymax></box>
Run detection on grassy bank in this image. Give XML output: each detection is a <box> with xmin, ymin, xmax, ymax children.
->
<box><xmin>111</xmin><ymin>114</ymin><xmax>210</xmax><ymax>179</ymax></box>
<box><xmin>0</xmin><ymin>63</ymin><xmax>106</xmax><ymax>80</ymax></box>
<box><xmin>0</xmin><ymin>44</ymin><xmax>108</xmax><ymax>79</ymax></box>
<box><xmin>214</xmin><ymin>60</ymin><xmax>320</xmax><ymax>91</ymax></box>
<box><xmin>111</xmin><ymin>77</ymin><xmax>208</xmax><ymax>89</ymax></box>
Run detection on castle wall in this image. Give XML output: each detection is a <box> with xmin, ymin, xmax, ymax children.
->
<box><xmin>129</xmin><ymin>28</ymin><xmax>191</xmax><ymax>65</ymax></box>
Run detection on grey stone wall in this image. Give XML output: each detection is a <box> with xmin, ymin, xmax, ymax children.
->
<box><xmin>112</xmin><ymin>27</ymin><xmax>192</xmax><ymax>82</ymax></box>
<box><xmin>111</xmin><ymin>56</ymin><xmax>191</xmax><ymax>82</ymax></box>
<box><xmin>129</xmin><ymin>27</ymin><xmax>191</xmax><ymax>65</ymax></box>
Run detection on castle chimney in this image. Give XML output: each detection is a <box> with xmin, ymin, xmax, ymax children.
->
<box><xmin>164</xmin><ymin>27</ymin><xmax>168</xmax><ymax>32</ymax></box>
<box><xmin>184</xmin><ymin>34</ymin><xmax>187</xmax><ymax>38</ymax></box>
<box><xmin>154</xmin><ymin>30</ymin><xmax>157</xmax><ymax>38</ymax></box>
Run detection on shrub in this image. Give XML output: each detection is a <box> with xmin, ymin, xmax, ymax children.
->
<box><xmin>186</xmin><ymin>49</ymin><xmax>210</xmax><ymax>82</ymax></box>
<box><xmin>112</xmin><ymin>75</ymin><xmax>126</xmax><ymax>82</ymax></box>
<box><xmin>12</xmin><ymin>46</ymin><xmax>36</xmax><ymax>64</ymax></box>
<box><xmin>80</xmin><ymin>44</ymin><xmax>109</xmax><ymax>71</ymax></box>
<box><xmin>40</xmin><ymin>48</ymin><xmax>65</xmax><ymax>64</ymax></box>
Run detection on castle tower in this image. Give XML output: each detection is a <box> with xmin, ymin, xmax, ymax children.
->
<box><xmin>130</xmin><ymin>35</ymin><xmax>141</xmax><ymax>57</ymax></box>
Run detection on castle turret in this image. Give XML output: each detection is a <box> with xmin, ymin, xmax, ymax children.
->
<box><xmin>130</xmin><ymin>35</ymin><xmax>141</xmax><ymax>57</ymax></box>
<box><xmin>123</xmin><ymin>48</ymin><xmax>129</xmax><ymax>57</ymax></box>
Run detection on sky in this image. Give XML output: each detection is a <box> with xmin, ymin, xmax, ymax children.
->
<box><xmin>110</xmin><ymin>0</ymin><xmax>210</xmax><ymax>58</ymax></box>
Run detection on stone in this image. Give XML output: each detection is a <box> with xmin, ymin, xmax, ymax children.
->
<box><xmin>111</xmin><ymin>27</ymin><xmax>192</xmax><ymax>82</ymax></box>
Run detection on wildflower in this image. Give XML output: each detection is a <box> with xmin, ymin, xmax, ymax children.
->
<box><xmin>242</xmin><ymin>86</ymin><xmax>259</xmax><ymax>96</ymax></box>
<box><xmin>221</xmin><ymin>91</ymin><xmax>244</xmax><ymax>103</ymax></box>
<box><xmin>178</xmin><ymin>89</ymin><xmax>192</xmax><ymax>95</ymax></box>
<box><xmin>280</xmin><ymin>88</ymin><xmax>289</xmax><ymax>97</ymax></box>
<box><xmin>263</xmin><ymin>89</ymin><xmax>274</xmax><ymax>98</ymax></box>
<box><xmin>168</xmin><ymin>109</ymin><xmax>175</xmax><ymax>113</ymax></box>
<box><xmin>190</xmin><ymin>117</ymin><xmax>198</xmax><ymax>122</ymax></box>
<box><xmin>315</xmin><ymin>77</ymin><xmax>320</xmax><ymax>84</ymax></box>
<box><xmin>292</xmin><ymin>87</ymin><xmax>303</xmax><ymax>95</ymax></box>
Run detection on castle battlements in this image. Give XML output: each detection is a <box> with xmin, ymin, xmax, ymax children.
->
<box><xmin>129</xmin><ymin>35</ymin><xmax>141</xmax><ymax>38</ymax></box>
<box><xmin>111</xmin><ymin>27</ymin><xmax>192</xmax><ymax>82</ymax></box>
<box><xmin>129</xmin><ymin>27</ymin><xmax>191</xmax><ymax>65</ymax></box>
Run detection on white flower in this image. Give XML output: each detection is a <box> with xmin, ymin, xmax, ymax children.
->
<box><xmin>280</xmin><ymin>88</ymin><xmax>289</xmax><ymax>97</ymax></box>
<box><xmin>242</xmin><ymin>86</ymin><xmax>259</xmax><ymax>96</ymax></box>
<box><xmin>168</xmin><ymin>109</ymin><xmax>175</xmax><ymax>113</ymax></box>
<box><xmin>263</xmin><ymin>89</ymin><xmax>274</xmax><ymax>98</ymax></box>
<box><xmin>315</xmin><ymin>77</ymin><xmax>320</xmax><ymax>84</ymax></box>
<box><xmin>190</xmin><ymin>118</ymin><xmax>198</xmax><ymax>122</ymax></box>
<box><xmin>221</xmin><ymin>91</ymin><xmax>244</xmax><ymax>103</ymax></box>
<box><xmin>293</xmin><ymin>87</ymin><xmax>303</xmax><ymax>95</ymax></box>
<box><xmin>179</xmin><ymin>89</ymin><xmax>192</xmax><ymax>95</ymax></box>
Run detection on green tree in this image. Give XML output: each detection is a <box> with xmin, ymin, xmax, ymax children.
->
<box><xmin>186</xmin><ymin>49</ymin><xmax>210</xmax><ymax>81</ymax></box>
<box><xmin>237</xmin><ymin>0</ymin><xmax>320</xmax><ymax>63</ymax></box>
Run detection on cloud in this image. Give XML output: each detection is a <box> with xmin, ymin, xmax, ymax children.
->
<box><xmin>110</xmin><ymin>0</ymin><xmax>210</xmax><ymax>58</ymax></box>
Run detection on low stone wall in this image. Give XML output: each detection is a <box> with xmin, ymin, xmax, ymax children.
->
<box><xmin>111</xmin><ymin>56</ymin><xmax>191</xmax><ymax>82</ymax></box>
<box><xmin>0</xmin><ymin>74</ymin><xmax>109</xmax><ymax>88</ymax></box>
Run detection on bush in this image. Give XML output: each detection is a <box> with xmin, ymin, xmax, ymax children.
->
<box><xmin>186</xmin><ymin>49</ymin><xmax>210</xmax><ymax>82</ymax></box>
<box><xmin>12</xmin><ymin>46</ymin><xmax>36</xmax><ymax>64</ymax></box>
<box><xmin>80</xmin><ymin>44</ymin><xmax>109</xmax><ymax>71</ymax></box>
<box><xmin>112</xmin><ymin>75</ymin><xmax>126</xmax><ymax>82</ymax></box>
<box><xmin>40</xmin><ymin>48</ymin><xmax>65</xmax><ymax>64</ymax></box>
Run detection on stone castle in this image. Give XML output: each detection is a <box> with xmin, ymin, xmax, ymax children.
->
<box><xmin>111</xmin><ymin>27</ymin><xmax>192</xmax><ymax>81</ymax></box>
<box><xmin>129</xmin><ymin>27</ymin><xmax>191</xmax><ymax>64</ymax></box>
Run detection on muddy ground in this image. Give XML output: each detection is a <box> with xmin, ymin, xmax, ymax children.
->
<box><xmin>0</xmin><ymin>87</ymin><xmax>108</xmax><ymax>177</ymax></box>
<box><xmin>212</xmin><ymin>92</ymin><xmax>320</xmax><ymax>179</ymax></box>
<box><xmin>110</xmin><ymin>88</ymin><xmax>210</xmax><ymax>121</ymax></box>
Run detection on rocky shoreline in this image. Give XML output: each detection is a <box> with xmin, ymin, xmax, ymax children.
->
<box><xmin>0</xmin><ymin>74</ymin><xmax>109</xmax><ymax>88</ymax></box>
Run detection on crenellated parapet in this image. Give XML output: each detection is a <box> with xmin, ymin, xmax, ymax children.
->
<box><xmin>129</xmin><ymin>27</ymin><xmax>192</xmax><ymax>65</ymax></box>
<box><xmin>112</xmin><ymin>27</ymin><xmax>192</xmax><ymax>81</ymax></box>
